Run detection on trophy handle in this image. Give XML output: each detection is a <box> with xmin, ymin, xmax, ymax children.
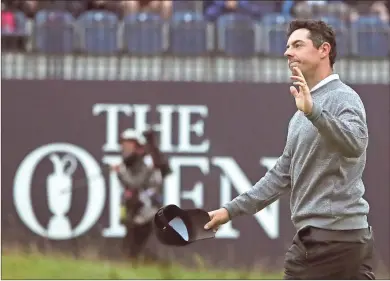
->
<box><xmin>61</xmin><ymin>154</ymin><xmax>78</xmax><ymax>176</ymax></box>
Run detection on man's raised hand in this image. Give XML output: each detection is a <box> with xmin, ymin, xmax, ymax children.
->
<box><xmin>290</xmin><ymin>67</ymin><xmax>313</xmax><ymax>115</ymax></box>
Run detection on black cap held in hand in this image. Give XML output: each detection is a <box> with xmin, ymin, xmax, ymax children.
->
<box><xmin>153</xmin><ymin>204</ymin><xmax>215</xmax><ymax>246</ymax></box>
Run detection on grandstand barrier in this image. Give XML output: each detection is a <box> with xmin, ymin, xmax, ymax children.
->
<box><xmin>2</xmin><ymin>11</ymin><xmax>390</xmax><ymax>84</ymax></box>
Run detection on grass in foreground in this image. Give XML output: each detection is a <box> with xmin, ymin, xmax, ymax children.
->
<box><xmin>2</xmin><ymin>250</ymin><xmax>282</xmax><ymax>279</ymax></box>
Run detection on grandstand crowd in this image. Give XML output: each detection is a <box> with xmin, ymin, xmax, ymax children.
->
<box><xmin>2</xmin><ymin>1</ymin><xmax>390</xmax><ymax>22</ymax></box>
<box><xmin>1</xmin><ymin>0</ymin><xmax>389</xmax><ymax>58</ymax></box>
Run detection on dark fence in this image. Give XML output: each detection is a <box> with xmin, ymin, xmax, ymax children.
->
<box><xmin>2</xmin><ymin>80</ymin><xmax>389</xmax><ymax>273</ymax></box>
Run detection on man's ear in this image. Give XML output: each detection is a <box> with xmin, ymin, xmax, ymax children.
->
<box><xmin>320</xmin><ymin>42</ymin><xmax>331</xmax><ymax>59</ymax></box>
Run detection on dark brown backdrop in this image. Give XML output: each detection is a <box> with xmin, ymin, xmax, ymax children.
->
<box><xmin>2</xmin><ymin>80</ymin><xmax>389</xmax><ymax>271</ymax></box>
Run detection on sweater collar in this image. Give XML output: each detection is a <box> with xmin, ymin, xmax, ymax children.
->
<box><xmin>311</xmin><ymin>74</ymin><xmax>340</xmax><ymax>93</ymax></box>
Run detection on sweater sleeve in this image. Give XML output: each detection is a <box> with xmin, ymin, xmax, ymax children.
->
<box><xmin>223</xmin><ymin>144</ymin><xmax>292</xmax><ymax>219</ymax></box>
<box><xmin>305</xmin><ymin>91</ymin><xmax>368</xmax><ymax>158</ymax></box>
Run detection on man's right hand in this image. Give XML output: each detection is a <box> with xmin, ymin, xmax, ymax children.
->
<box><xmin>204</xmin><ymin>208</ymin><xmax>230</xmax><ymax>232</ymax></box>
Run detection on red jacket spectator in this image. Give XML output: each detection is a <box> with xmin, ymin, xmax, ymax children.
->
<box><xmin>1</xmin><ymin>10</ymin><xmax>16</xmax><ymax>33</ymax></box>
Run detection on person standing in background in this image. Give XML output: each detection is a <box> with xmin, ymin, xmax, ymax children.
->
<box><xmin>113</xmin><ymin>129</ymin><xmax>166</xmax><ymax>262</ymax></box>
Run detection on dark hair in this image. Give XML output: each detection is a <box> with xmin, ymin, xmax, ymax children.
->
<box><xmin>287</xmin><ymin>19</ymin><xmax>337</xmax><ymax>68</ymax></box>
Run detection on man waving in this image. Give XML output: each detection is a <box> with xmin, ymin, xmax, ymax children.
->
<box><xmin>205</xmin><ymin>19</ymin><xmax>375</xmax><ymax>280</ymax></box>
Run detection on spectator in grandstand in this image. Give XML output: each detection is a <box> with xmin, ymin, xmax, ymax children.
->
<box><xmin>37</xmin><ymin>1</ymin><xmax>87</xmax><ymax>18</ymax></box>
<box><xmin>236</xmin><ymin>1</ymin><xmax>282</xmax><ymax>18</ymax></box>
<box><xmin>1</xmin><ymin>1</ymin><xmax>16</xmax><ymax>33</ymax></box>
<box><xmin>86</xmin><ymin>0</ymin><xmax>123</xmax><ymax>18</ymax></box>
<box><xmin>204</xmin><ymin>0</ymin><xmax>239</xmax><ymax>21</ymax></box>
<box><xmin>3</xmin><ymin>0</ymin><xmax>39</xmax><ymax>18</ymax></box>
<box><xmin>1</xmin><ymin>0</ymin><xmax>88</xmax><ymax>18</ymax></box>
<box><xmin>120</xmin><ymin>0</ymin><xmax>172</xmax><ymax>19</ymax></box>
<box><xmin>1</xmin><ymin>0</ymin><xmax>28</xmax><ymax>50</ymax></box>
<box><xmin>204</xmin><ymin>0</ymin><xmax>283</xmax><ymax>21</ymax></box>
<box><xmin>346</xmin><ymin>0</ymin><xmax>389</xmax><ymax>23</ymax></box>
<box><xmin>285</xmin><ymin>0</ymin><xmax>389</xmax><ymax>24</ymax></box>
<box><xmin>286</xmin><ymin>0</ymin><xmax>351</xmax><ymax>22</ymax></box>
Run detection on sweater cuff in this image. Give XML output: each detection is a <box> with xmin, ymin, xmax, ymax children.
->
<box><xmin>222</xmin><ymin>202</ymin><xmax>240</xmax><ymax>220</ymax></box>
<box><xmin>305</xmin><ymin>102</ymin><xmax>322</xmax><ymax>122</ymax></box>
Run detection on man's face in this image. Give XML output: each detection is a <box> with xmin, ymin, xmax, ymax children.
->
<box><xmin>121</xmin><ymin>139</ymin><xmax>138</xmax><ymax>157</ymax></box>
<box><xmin>284</xmin><ymin>28</ymin><xmax>322</xmax><ymax>76</ymax></box>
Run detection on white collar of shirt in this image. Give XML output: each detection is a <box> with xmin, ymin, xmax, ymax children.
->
<box><xmin>311</xmin><ymin>74</ymin><xmax>339</xmax><ymax>92</ymax></box>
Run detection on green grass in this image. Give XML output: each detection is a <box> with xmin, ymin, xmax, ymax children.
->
<box><xmin>2</xmin><ymin>250</ymin><xmax>282</xmax><ymax>279</ymax></box>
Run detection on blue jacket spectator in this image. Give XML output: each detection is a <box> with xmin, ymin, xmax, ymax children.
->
<box><xmin>204</xmin><ymin>0</ymin><xmax>280</xmax><ymax>21</ymax></box>
<box><xmin>238</xmin><ymin>1</ymin><xmax>281</xmax><ymax>19</ymax></box>
<box><xmin>2</xmin><ymin>0</ymin><xmax>88</xmax><ymax>19</ymax></box>
<box><xmin>283</xmin><ymin>0</ymin><xmax>351</xmax><ymax>22</ymax></box>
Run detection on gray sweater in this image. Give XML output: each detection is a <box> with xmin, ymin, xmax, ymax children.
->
<box><xmin>223</xmin><ymin>78</ymin><xmax>370</xmax><ymax>231</ymax></box>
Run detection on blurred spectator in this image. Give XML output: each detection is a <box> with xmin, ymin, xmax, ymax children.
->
<box><xmin>288</xmin><ymin>0</ymin><xmax>351</xmax><ymax>21</ymax></box>
<box><xmin>120</xmin><ymin>0</ymin><xmax>172</xmax><ymax>19</ymax></box>
<box><xmin>2</xmin><ymin>0</ymin><xmax>39</xmax><ymax>18</ymax></box>
<box><xmin>204</xmin><ymin>0</ymin><xmax>240</xmax><ymax>21</ymax></box>
<box><xmin>1</xmin><ymin>0</ymin><xmax>87</xmax><ymax>18</ymax></box>
<box><xmin>86</xmin><ymin>0</ymin><xmax>123</xmax><ymax>17</ymax></box>
<box><xmin>238</xmin><ymin>1</ymin><xmax>282</xmax><ymax>19</ymax></box>
<box><xmin>204</xmin><ymin>0</ymin><xmax>281</xmax><ymax>21</ymax></box>
<box><xmin>21</xmin><ymin>0</ymin><xmax>39</xmax><ymax>17</ymax></box>
<box><xmin>36</xmin><ymin>1</ymin><xmax>87</xmax><ymax>18</ymax></box>
<box><xmin>1</xmin><ymin>0</ymin><xmax>28</xmax><ymax>50</ymax></box>
<box><xmin>346</xmin><ymin>0</ymin><xmax>389</xmax><ymax>23</ymax></box>
<box><xmin>1</xmin><ymin>9</ymin><xmax>16</xmax><ymax>34</ymax></box>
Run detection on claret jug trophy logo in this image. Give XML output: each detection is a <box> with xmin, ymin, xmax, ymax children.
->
<box><xmin>13</xmin><ymin>143</ymin><xmax>106</xmax><ymax>240</ymax></box>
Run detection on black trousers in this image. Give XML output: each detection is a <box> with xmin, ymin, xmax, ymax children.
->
<box><xmin>123</xmin><ymin>221</ymin><xmax>153</xmax><ymax>259</ymax></box>
<box><xmin>283</xmin><ymin>226</ymin><xmax>376</xmax><ymax>280</ymax></box>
